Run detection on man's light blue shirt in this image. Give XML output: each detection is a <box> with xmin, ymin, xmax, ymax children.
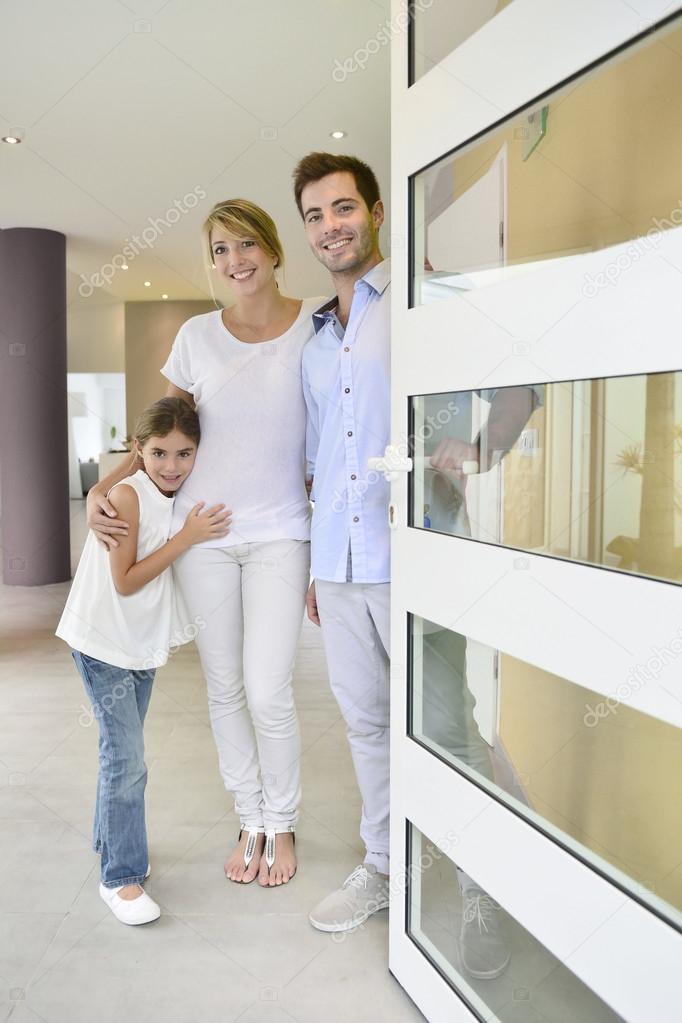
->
<box><xmin>302</xmin><ymin>258</ymin><xmax>391</xmax><ymax>584</ymax></box>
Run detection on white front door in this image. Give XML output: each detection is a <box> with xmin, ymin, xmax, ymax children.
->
<box><xmin>387</xmin><ymin>2</ymin><xmax>682</xmax><ymax>1020</ymax></box>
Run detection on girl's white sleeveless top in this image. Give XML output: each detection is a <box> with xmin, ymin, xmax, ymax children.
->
<box><xmin>56</xmin><ymin>470</ymin><xmax>191</xmax><ymax>670</ymax></box>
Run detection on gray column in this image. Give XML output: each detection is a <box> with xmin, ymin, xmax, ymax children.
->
<box><xmin>0</xmin><ymin>228</ymin><xmax>70</xmax><ymax>585</ymax></box>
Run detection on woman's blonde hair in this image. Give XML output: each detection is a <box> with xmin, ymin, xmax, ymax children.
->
<box><xmin>203</xmin><ymin>198</ymin><xmax>284</xmax><ymax>272</ymax></box>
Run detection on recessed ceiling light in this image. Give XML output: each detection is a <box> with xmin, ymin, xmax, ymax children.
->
<box><xmin>2</xmin><ymin>135</ymin><xmax>22</xmax><ymax>145</ymax></box>
<box><xmin>161</xmin><ymin>294</ymin><xmax>168</xmax><ymax>300</ymax></box>
<box><xmin>330</xmin><ymin>130</ymin><xmax>347</xmax><ymax>140</ymax></box>
<box><xmin>144</xmin><ymin>281</ymin><xmax>151</xmax><ymax>287</ymax></box>
<box><xmin>121</xmin><ymin>264</ymin><xmax>129</xmax><ymax>271</ymax></box>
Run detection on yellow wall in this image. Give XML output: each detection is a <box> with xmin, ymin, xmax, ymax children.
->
<box><xmin>498</xmin><ymin>404</ymin><xmax>545</xmax><ymax>550</ymax></box>
<box><xmin>450</xmin><ymin>21</ymin><xmax>682</xmax><ymax>264</ymax></box>
<box><xmin>499</xmin><ymin>653</ymin><xmax>682</xmax><ymax>913</ymax></box>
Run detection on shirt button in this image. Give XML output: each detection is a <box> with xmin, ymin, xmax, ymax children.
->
<box><xmin>353</xmin><ymin>516</ymin><xmax>359</xmax><ymax>523</ymax></box>
<box><xmin>344</xmin><ymin>387</ymin><xmax>350</xmax><ymax>394</ymax></box>
<box><xmin>344</xmin><ymin>346</ymin><xmax>350</xmax><ymax>352</ymax></box>
<box><xmin>347</xmin><ymin>431</ymin><xmax>353</xmax><ymax>437</ymax></box>
<box><xmin>351</xmin><ymin>474</ymin><xmax>357</xmax><ymax>480</ymax></box>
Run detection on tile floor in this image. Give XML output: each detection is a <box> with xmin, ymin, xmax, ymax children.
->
<box><xmin>0</xmin><ymin>501</ymin><xmax>423</xmax><ymax>1023</ymax></box>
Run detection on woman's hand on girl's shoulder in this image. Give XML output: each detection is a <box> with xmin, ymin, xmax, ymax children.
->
<box><xmin>87</xmin><ymin>485</ymin><xmax>130</xmax><ymax>550</ymax></box>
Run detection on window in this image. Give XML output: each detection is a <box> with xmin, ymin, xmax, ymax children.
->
<box><xmin>407</xmin><ymin>822</ymin><xmax>624</xmax><ymax>1019</ymax></box>
<box><xmin>409</xmin><ymin>1</ymin><xmax>515</xmax><ymax>85</ymax></box>
<box><xmin>410</xmin><ymin>15</ymin><xmax>682</xmax><ymax>308</ymax></box>
<box><xmin>409</xmin><ymin>615</ymin><xmax>682</xmax><ymax>929</ymax></box>
<box><xmin>410</xmin><ymin>373</ymin><xmax>682</xmax><ymax>586</ymax></box>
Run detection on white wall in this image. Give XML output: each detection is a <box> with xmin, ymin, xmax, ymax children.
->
<box><xmin>68</xmin><ymin>373</ymin><xmax>126</xmax><ymax>463</ymax></box>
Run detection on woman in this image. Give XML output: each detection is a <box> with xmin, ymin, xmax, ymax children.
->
<box><xmin>88</xmin><ymin>199</ymin><xmax>325</xmax><ymax>887</ymax></box>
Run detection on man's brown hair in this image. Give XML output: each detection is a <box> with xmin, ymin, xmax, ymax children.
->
<box><xmin>293</xmin><ymin>152</ymin><xmax>381</xmax><ymax>219</ymax></box>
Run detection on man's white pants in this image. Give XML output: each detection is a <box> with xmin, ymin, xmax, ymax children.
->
<box><xmin>316</xmin><ymin>582</ymin><xmax>489</xmax><ymax>891</ymax></box>
<box><xmin>174</xmin><ymin>539</ymin><xmax>310</xmax><ymax>833</ymax></box>
<box><xmin>315</xmin><ymin>580</ymin><xmax>390</xmax><ymax>876</ymax></box>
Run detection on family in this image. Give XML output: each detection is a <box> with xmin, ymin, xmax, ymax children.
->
<box><xmin>56</xmin><ymin>149</ymin><xmax>539</xmax><ymax>983</ymax></box>
<box><xmin>57</xmin><ymin>152</ymin><xmax>396</xmax><ymax>933</ymax></box>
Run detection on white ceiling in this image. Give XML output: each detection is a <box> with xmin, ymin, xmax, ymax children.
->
<box><xmin>0</xmin><ymin>0</ymin><xmax>392</xmax><ymax>308</ymax></box>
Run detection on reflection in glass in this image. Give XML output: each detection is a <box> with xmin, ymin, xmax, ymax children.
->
<box><xmin>408</xmin><ymin>822</ymin><xmax>624</xmax><ymax>1021</ymax></box>
<box><xmin>410</xmin><ymin>373</ymin><xmax>682</xmax><ymax>585</ymax></box>
<box><xmin>409</xmin><ymin>0</ymin><xmax>514</xmax><ymax>85</ymax></box>
<box><xmin>410</xmin><ymin>15</ymin><xmax>682</xmax><ymax>304</ymax></box>
<box><xmin>409</xmin><ymin>615</ymin><xmax>682</xmax><ymax>928</ymax></box>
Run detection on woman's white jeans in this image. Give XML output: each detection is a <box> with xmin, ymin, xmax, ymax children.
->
<box><xmin>174</xmin><ymin>539</ymin><xmax>310</xmax><ymax>833</ymax></box>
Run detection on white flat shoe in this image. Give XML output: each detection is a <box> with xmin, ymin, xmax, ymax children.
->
<box><xmin>99</xmin><ymin>883</ymin><xmax>160</xmax><ymax>925</ymax></box>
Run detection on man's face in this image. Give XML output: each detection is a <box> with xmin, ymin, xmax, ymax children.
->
<box><xmin>300</xmin><ymin>171</ymin><xmax>383</xmax><ymax>275</ymax></box>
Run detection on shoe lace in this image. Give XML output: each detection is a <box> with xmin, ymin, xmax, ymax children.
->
<box><xmin>343</xmin><ymin>865</ymin><xmax>371</xmax><ymax>891</ymax></box>
<box><xmin>462</xmin><ymin>893</ymin><xmax>500</xmax><ymax>933</ymax></box>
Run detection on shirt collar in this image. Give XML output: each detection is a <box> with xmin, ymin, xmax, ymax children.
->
<box><xmin>312</xmin><ymin>258</ymin><xmax>391</xmax><ymax>334</ymax></box>
<box><xmin>360</xmin><ymin>257</ymin><xmax>391</xmax><ymax>296</ymax></box>
<box><xmin>311</xmin><ymin>295</ymin><xmax>339</xmax><ymax>332</ymax></box>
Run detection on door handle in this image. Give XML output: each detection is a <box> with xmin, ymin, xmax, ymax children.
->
<box><xmin>367</xmin><ymin>445</ymin><xmax>413</xmax><ymax>482</ymax></box>
<box><xmin>368</xmin><ymin>445</ymin><xmax>479</xmax><ymax>482</ymax></box>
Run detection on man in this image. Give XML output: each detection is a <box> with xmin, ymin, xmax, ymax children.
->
<box><xmin>294</xmin><ymin>153</ymin><xmax>392</xmax><ymax>935</ymax></box>
<box><xmin>294</xmin><ymin>153</ymin><xmax>539</xmax><ymax>973</ymax></box>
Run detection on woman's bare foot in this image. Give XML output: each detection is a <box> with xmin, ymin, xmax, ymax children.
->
<box><xmin>116</xmin><ymin>884</ymin><xmax>145</xmax><ymax>900</ymax></box>
<box><xmin>224</xmin><ymin>831</ymin><xmax>264</xmax><ymax>883</ymax></box>
<box><xmin>258</xmin><ymin>832</ymin><xmax>297</xmax><ymax>887</ymax></box>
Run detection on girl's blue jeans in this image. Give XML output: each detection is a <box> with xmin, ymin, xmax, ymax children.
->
<box><xmin>72</xmin><ymin>650</ymin><xmax>155</xmax><ymax>888</ymax></box>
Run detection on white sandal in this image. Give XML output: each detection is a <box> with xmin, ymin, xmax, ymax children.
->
<box><xmin>225</xmin><ymin>828</ymin><xmax>264</xmax><ymax>884</ymax></box>
<box><xmin>261</xmin><ymin>828</ymin><xmax>296</xmax><ymax>886</ymax></box>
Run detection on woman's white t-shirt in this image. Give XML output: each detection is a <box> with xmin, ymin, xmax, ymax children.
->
<box><xmin>160</xmin><ymin>297</ymin><xmax>325</xmax><ymax>548</ymax></box>
<box><xmin>56</xmin><ymin>470</ymin><xmax>191</xmax><ymax>670</ymax></box>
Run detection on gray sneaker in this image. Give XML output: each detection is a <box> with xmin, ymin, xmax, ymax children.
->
<box><xmin>459</xmin><ymin>889</ymin><xmax>511</xmax><ymax>979</ymax></box>
<box><xmin>309</xmin><ymin>864</ymin><xmax>390</xmax><ymax>933</ymax></box>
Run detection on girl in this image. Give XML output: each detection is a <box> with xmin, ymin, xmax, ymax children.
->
<box><xmin>57</xmin><ymin>398</ymin><xmax>230</xmax><ymax>924</ymax></box>
<box><xmin>87</xmin><ymin>200</ymin><xmax>325</xmax><ymax>887</ymax></box>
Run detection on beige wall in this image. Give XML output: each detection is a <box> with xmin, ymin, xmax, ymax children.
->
<box><xmin>124</xmin><ymin>300</ymin><xmax>214</xmax><ymax>435</ymax></box>
<box><xmin>450</xmin><ymin>22</ymin><xmax>682</xmax><ymax>262</ymax></box>
<box><xmin>499</xmin><ymin>654</ymin><xmax>682</xmax><ymax>912</ymax></box>
<box><xmin>67</xmin><ymin>300</ymin><xmax>125</xmax><ymax>373</ymax></box>
<box><xmin>499</xmin><ymin>403</ymin><xmax>545</xmax><ymax>550</ymax></box>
